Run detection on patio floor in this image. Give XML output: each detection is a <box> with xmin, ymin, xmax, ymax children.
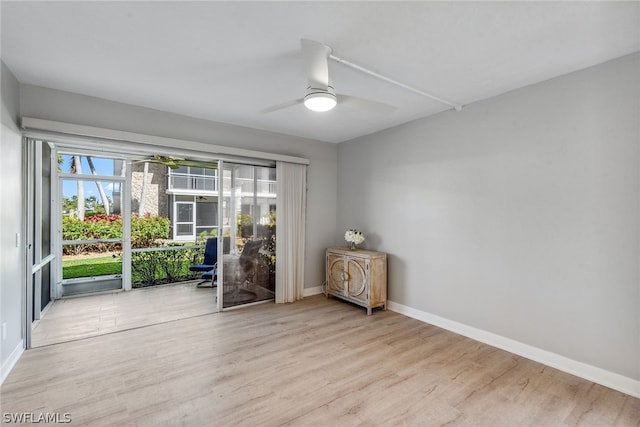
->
<box><xmin>31</xmin><ymin>281</ymin><xmax>218</xmax><ymax>347</ymax></box>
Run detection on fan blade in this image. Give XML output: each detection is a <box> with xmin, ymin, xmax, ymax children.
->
<box><xmin>301</xmin><ymin>39</ymin><xmax>331</xmax><ymax>91</ymax></box>
<box><xmin>338</xmin><ymin>95</ymin><xmax>396</xmax><ymax>114</ymax></box>
<box><xmin>260</xmin><ymin>98</ymin><xmax>304</xmax><ymax>114</ymax></box>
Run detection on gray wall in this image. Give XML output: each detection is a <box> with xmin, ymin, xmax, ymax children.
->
<box><xmin>20</xmin><ymin>84</ymin><xmax>338</xmax><ymax>291</ymax></box>
<box><xmin>337</xmin><ymin>53</ymin><xmax>640</xmax><ymax>380</ymax></box>
<box><xmin>1</xmin><ymin>61</ymin><xmax>24</xmax><ymax>370</ymax></box>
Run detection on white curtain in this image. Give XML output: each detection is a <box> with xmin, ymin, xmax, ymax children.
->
<box><xmin>275</xmin><ymin>161</ymin><xmax>307</xmax><ymax>303</ymax></box>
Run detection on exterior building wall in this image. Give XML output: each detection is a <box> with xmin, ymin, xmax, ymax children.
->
<box><xmin>131</xmin><ymin>163</ymin><xmax>168</xmax><ymax>218</ymax></box>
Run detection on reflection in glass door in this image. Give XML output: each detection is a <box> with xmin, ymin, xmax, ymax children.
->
<box><xmin>221</xmin><ymin>163</ymin><xmax>277</xmax><ymax>308</ymax></box>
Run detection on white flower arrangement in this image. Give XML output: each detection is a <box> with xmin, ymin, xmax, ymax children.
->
<box><xmin>345</xmin><ymin>229</ymin><xmax>365</xmax><ymax>246</ymax></box>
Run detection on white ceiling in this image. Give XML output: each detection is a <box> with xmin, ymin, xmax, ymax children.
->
<box><xmin>2</xmin><ymin>1</ymin><xmax>639</xmax><ymax>143</ymax></box>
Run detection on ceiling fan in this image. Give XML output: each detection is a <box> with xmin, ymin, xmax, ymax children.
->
<box><xmin>261</xmin><ymin>39</ymin><xmax>396</xmax><ymax>114</ymax></box>
<box><xmin>133</xmin><ymin>155</ymin><xmax>218</xmax><ymax>170</ymax></box>
<box><xmin>262</xmin><ymin>39</ymin><xmax>463</xmax><ymax>115</ymax></box>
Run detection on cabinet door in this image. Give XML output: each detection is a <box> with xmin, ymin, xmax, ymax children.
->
<box><xmin>327</xmin><ymin>253</ymin><xmax>346</xmax><ymax>295</ymax></box>
<box><xmin>346</xmin><ymin>257</ymin><xmax>367</xmax><ymax>304</ymax></box>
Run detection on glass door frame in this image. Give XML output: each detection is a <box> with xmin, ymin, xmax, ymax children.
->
<box><xmin>51</xmin><ymin>147</ymin><xmax>132</xmax><ymax>298</ymax></box>
<box><xmin>24</xmin><ymin>138</ymin><xmax>55</xmax><ymax>336</ymax></box>
<box><xmin>25</xmin><ymin>135</ymin><xmax>230</xmax><ymax>348</ymax></box>
<box><xmin>216</xmin><ymin>160</ymin><xmax>224</xmax><ymax>311</ymax></box>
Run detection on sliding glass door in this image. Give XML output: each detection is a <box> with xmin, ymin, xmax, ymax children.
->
<box><xmin>220</xmin><ymin>163</ymin><xmax>276</xmax><ymax>308</ymax></box>
<box><xmin>25</xmin><ymin>136</ymin><xmax>284</xmax><ymax>350</ymax></box>
<box><xmin>57</xmin><ymin>154</ymin><xmax>127</xmax><ymax>296</ymax></box>
<box><xmin>25</xmin><ymin>139</ymin><xmax>55</xmax><ymax>328</ymax></box>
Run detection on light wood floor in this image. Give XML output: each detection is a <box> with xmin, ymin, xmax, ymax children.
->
<box><xmin>3</xmin><ymin>296</ymin><xmax>639</xmax><ymax>426</ymax></box>
<box><xmin>32</xmin><ymin>281</ymin><xmax>218</xmax><ymax>347</ymax></box>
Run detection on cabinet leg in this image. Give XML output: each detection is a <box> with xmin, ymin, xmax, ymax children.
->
<box><xmin>367</xmin><ymin>307</ymin><xmax>372</xmax><ymax>316</ymax></box>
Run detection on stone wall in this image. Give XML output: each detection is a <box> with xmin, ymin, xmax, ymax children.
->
<box><xmin>131</xmin><ymin>162</ymin><xmax>168</xmax><ymax>218</ymax></box>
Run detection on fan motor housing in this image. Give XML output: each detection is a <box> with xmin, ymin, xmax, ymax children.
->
<box><xmin>304</xmin><ymin>86</ymin><xmax>337</xmax><ymax>112</ymax></box>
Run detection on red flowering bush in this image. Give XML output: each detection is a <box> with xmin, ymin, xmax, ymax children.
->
<box><xmin>63</xmin><ymin>214</ymin><xmax>170</xmax><ymax>254</ymax></box>
<box><xmin>84</xmin><ymin>214</ymin><xmax>121</xmax><ymax>223</ymax></box>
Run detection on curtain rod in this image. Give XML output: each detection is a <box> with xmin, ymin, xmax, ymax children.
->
<box><xmin>21</xmin><ymin>117</ymin><xmax>310</xmax><ymax>166</ymax></box>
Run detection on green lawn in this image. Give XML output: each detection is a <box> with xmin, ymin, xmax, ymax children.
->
<box><xmin>63</xmin><ymin>256</ymin><xmax>122</xmax><ymax>279</ymax></box>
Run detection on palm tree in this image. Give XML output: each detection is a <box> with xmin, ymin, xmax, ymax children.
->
<box><xmin>138</xmin><ymin>161</ymin><xmax>150</xmax><ymax>216</ymax></box>
<box><xmin>86</xmin><ymin>156</ymin><xmax>111</xmax><ymax>215</ymax></box>
<box><xmin>70</xmin><ymin>156</ymin><xmax>85</xmax><ymax>220</ymax></box>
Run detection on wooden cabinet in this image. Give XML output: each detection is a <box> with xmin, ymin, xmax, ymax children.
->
<box><xmin>325</xmin><ymin>247</ymin><xmax>387</xmax><ymax>315</ymax></box>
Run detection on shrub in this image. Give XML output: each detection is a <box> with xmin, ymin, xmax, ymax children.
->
<box><xmin>197</xmin><ymin>228</ymin><xmax>218</xmax><ymax>243</ymax></box>
<box><xmin>62</xmin><ymin>216</ymin><xmax>121</xmax><ymax>255</ymax></box>
<box><xmin>62</xmin><ymin>214</ymin><xmax>170</xmax><ymax>255</ymax></box>
<box><xmin>157</xmin><ymin>245</ymin><xmax>200</xmax><ymax>283</ymax></box>
<box><xmin>84</xmin><ymin>214</ymin><xmax>121</xmax><ymax>223</ymax></box>
<box><xmin>62</xmin><ymin>216</ymin><xmax>89</xmax><ymax>255</ymax></box>
<box><xmin>131</xmin><ymin>250</ymin><xmax>160</xmax><ymax>285</ymax></box>
<box><xmin>131</xmin><ymin>245</ymin><xmax>201</xmax><ymax>287</ymax></box>
<box><xmin>131</xmin><ymin>215</ymin><xmax>170</xmax><ymax>248</ymax></box>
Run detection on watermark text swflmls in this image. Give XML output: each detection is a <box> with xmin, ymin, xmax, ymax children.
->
<box><xmin>3</xmin><ymin>412</ymin><xmax>72</xmax><ymax>424</ymax></box>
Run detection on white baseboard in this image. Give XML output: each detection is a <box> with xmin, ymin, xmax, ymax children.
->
<box><xmin>387</xmin><ymin>300</ymin><xmax>640</xmax><ymax>399</ymax></box>
<box><xmin>1</xmin><ymin>340</ymin><xmax>24</xmax><ymax>385</ymax></box>
<box><xmin>303</xmin><ymin>286</ymin><xmax>323</xmax><ymax>297</ymax></box>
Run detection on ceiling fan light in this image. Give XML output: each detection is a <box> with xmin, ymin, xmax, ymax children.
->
<box><xmin>304</xmin><ymin>92</ymin><xmax>337</xmax><ymax>112</ymax></box>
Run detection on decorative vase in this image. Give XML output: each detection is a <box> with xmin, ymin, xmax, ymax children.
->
<box><xmin>349</xmin><ymin>241</ymin><xmax>357</xmax><ymax>250</ymax></box>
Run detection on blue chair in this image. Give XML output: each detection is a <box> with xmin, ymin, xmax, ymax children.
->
<box><xmin>190</xmin><ymin>237</ymin><xmax>218</xmax><ymax>287</ymax></box>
